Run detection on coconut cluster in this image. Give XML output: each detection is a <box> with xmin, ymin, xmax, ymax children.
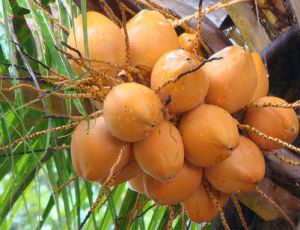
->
<box><xmin>69</xmin><ymin>10</ymin><xmax>299</xmax><ymax>224</ymax></box>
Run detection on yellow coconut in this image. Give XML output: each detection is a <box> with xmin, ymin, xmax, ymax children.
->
<box><xmin>126</xmin><ymin>10</ymin><xmax>179</xmax><ymax>68</ymax></box>
<box><xmin>178</xmin><ymin>33</ymin><xmax>197</xmax><ymax>52</ymax></box>
<box><xmin>103</xmin><ymin>83</ymin><xmax>163</xmax><ymax>142</ymax></box>
<box><xmin>183</xmin><ymin>182</ymin><xmax>229</xmax><ymax>223</ymax></box>
<box><xmin>151</xmin><ymin>49</ymin><xmax>209</xmax><ymax>113</ymax></box>
<box><xmin>244</xmin><ymin>96</ymin><xmax>299</xmax><ymax>150</ymax></box>
<box><xmin>205</xmin><ymin>136</ymin><xmax>265</xmax><ymax>193</ymax></box>
<box><xmin>203</xmin><ymin>45</ymin><xmax>257</xmax><ymax>113</ymax></box>
<box><xmin>144</xmin><ymin>162</ymin><xmax>202</xmax><ymax>205</ymax></box>
<box><xmin>249</xmin><ymin>52</ymin><xmax>269</xmax><ymax>102</ymax></box>
<box><xmin>134</xmin><ymin>119</ymin><xmax>184</xmax><ymax>182</ymax></box>
<box><xmin>71</xmin><ymin>116</ymin><xmax>132</xmax><ymax>182</ymax></box>
<box><xmin>67</xmin><ymin>11</ymin><xmax>125</xmax><ymax>74</ymax></box>
<box><xmin>179</xmin><ymin>104</ymin><xmax>239</xmax><ymax>167</ymax></box>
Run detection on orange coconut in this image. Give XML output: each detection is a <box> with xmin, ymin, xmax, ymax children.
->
<box><xmin>244</xmin><ymin>96</ymin><xmax>299</xmax><ymax>150</ymax></box>
<box><xmin>134</xmin><ymin>119</ymin><xmax>184</xmax><ymax>182</ymax></box>
<box><xmin>126</xmin><ymin>10</ymin><xmax>179</xmax><ymax>68</ymax></box>
<box><xmin>151</xmin><ymin>49</ymin><xmax>209</xmax><ymax>113</ymax></box>
<box><xmin>205</xmin><ymin>136</ymin><xmax>265</xmax><ymax>193</ymax></box>
<box><xmin>67</xmin><ymin>11</ymin><xmax>125</xmax><ymax>74</ymax></box>
<box><xmin>203</xmin><ymin>45</ymin><xmax>257</xmax><ymax>113</ymax></box>
<box><xmin>128</xmin><ymin>173</ymin><xmax>146</xmax><ymax>194</ymax></box>
<box><xmin>179</xmin><ymin>104</ymin><xmax>239</xmax><ymax>167</ymax></box>
<box><xmin>144</xmin><ymin>162</ymin><xmax>202</xmax><ymax>205</ymax></box>
<box><xmin>103</xmin><ymin>83</ymin><xmax>163</xmax><ymax>142</ymax></box>
<box><xmin>178</xmin><ymin>33</ymin><xmax>197</xmax><ymax>52</ymax></box>
<box><xmin>249</xmin><ymin>52</ymin><xmax>269</xmax><ymax>102</ymax></box>
<box><xmin>71</xmin><ymin>116</ymin><xmax>132</xmax><ymax>182</ymax></box>
<box><xmin>183</xmin><ymin>182</ymin><xmax>229</xmax><ymax>223</ymax></box>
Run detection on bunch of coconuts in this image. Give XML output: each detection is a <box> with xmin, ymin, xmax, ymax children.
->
<box><xmin>69</xmin><ymin>10</ymin><xmax>300</xmax><ymax>223</ymax></box>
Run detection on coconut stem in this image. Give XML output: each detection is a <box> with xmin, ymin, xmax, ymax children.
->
<box><xmin>238</xmin><ymin>124</ymin><xmax>300</xmax><ymax>154</ymax></box>
<box><xmin>54</xmin><ymin>174</ymin><xmax>79</xmax><ymax>194</ymax></box>
<box><xmin>126</xmin><ymin>193</ymin><xmax>142</xmax><ymax>229</ymax></box>
<box><xmin>255</xmin><ymin>186</ymin><xmax>296</xmax><ymax>229</ymax></box>
<box><xmin>265</xmin><ymin>151</ymin><xmax>300</xmax><ymax>166</ymax></box>
<box><xmin>192</xmin><ymin>0</ymin><xmax>204</xmax><ymax>55</ymax></box>
<box><xmin>0</xmin><ymin>122</ymin><xmax>78</xmax><ymax>152</ymax></box>
<box><xmin>247</xmin><ymin>100</ymin><xmax>300</xmax><ymax>109</ymax></box>
<box><xmin>167</xmin><ymin>205</ymin><xmax>175</xmax><ymax>230</ymax></box>
<box><xmin>172</xmin><ymin>0</ymin><xmax>249</xmax><ymax>28</ymax></box>
<box><xmin>231</xmin><ymin>195</ymin><xmax>248</xmax><ymax>230</ymax></box>
<box><xmin>120</xmin><ymin>2</ymin><xmax>137</xmax><ymax>16</ymax></box>
<box><xmin>99</xmin><ymin>0</ymin><xmax>122</xmax><ymax>26</ymax></box>
<box><xmin>204</xmin><ymin>180</ymin><xmax>230</xmax><ymax>230</ymax></box>
<box><xmin>1</xmin><ymin>84</ymin><xmax>96</xmax><ymax>100</ymax></box>
<box><xmin>45</xmin><ymin>110</ymin><xmax>103</xmax><ymax>122</ymax></box>
<box><xmin>118</xmin><ymin>0</ymin><xmax>134</xmax><ymax>82</ymax></box>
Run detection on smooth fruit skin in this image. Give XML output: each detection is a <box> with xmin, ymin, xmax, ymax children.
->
<box><xmin>249</xmin><ymin>52</ymin><xmax>269</xmax><ymax>102</ymax></box>
<box><xmin>67</xmin><ymin>11</ymin><xmax>125</xmax><ymax>74</ymax></box>
<box><xmin>71</xmin><ymin>116</ymin><xmax>132</xmax><ymax>182</ymax></box>
<box><xmin>128</xmin><ymin>173</ymin><xmax>146</xmax><ymax>194</ymax></box>
<box><xmin>151</xmin><ymin>49</ymin><xmax>209</xmax><ymax>113</ymax></box>
<box><xmin>134</xmin><ymin>120</ymin><xmax>184</xmax><ymax>182</ymax></box>
<box><xmin>179</xmin><ymin>104</ymin><xmax>239</xmax><ymax>167</ymax></box>
<box><xmin>103</xmin><ymin>83</ymin><xmax>163</xmax><ymax>142</ymax></box>
<box><xmin>205</xmin><ymin>136</ymin><xmax>265</xmax><ymax>193</ymax></box>
<box><xmin>178</xmin><ymin>33</ymin><xmax>197</xmax><ymax>52</ymax></box>
<box><xmin>244</xmin><ymin>96</ymin><xmax>299</xmax><ymax>150</ymax></box>
<box><xmin>126</xmin><ymin>10</ymin><xmax>179</xmax><ymax>68</ymax></box>
<box><xmin>203</xmin><ymin>45</ymin><xmax>257</xmax><ymax>113</ymax></box>
<box><xmin>144</xmin><ymin>162</ymin><xmax>203</xmax><ymax>205</ymax></box>
<box><xmin>182</xmin><ymin>183</ymin><xmax>229</xmax><ymax>223</ymax></box>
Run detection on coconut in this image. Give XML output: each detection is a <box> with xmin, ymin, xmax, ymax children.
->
<box><xmin>203</xmin><ymin>45</ymin><xmax>257</xmax><ymax>113</ymax></box>
<box><xmin>144</xmin><ymin>162</ymin><xmax>202</xmax><ymax>205</ymax></box>
<box><xmin>67</xmin><ymin>11</ymin><xmax>125</xmax><ymax>74</ymax></box>
<box><xmin>151</xmin><ymin>49</ymin><xmax>209</xmax><ymax>113</ymax></box>
<box><xmin>183</xmin><ymin>182</ymin><xmax>229</xmax><ymax>222</ymax></box>
<box><xmin>126</xmin><ymin>10</ymin><xmax>179</xmax><ymax>68</ymax></box>
<box><xmin>178</xmin><ymin>33</ymin><xmax>197</xmax><ymax>52</ymax></box>
<box><xmin>71</xmin><ymin>116</ymin><xmax>132</xmax><ymax>182</ymax></box>
<box><xmin>103</xmin><ymin>82</ymin><xmax>163</xmax><ymax>142</ymax></box>
<box><xmin>205</xmin><ymin>136</ymin><xmax>265</xmax><ymax>193</ymax></box>
<box><xmin>249</xmin><ymin>52</ymin><xmax>269</xmax><ymax>102</ymax></box>
<box><xmin>134</xmin><ymin>119</ymin><xmax>184</xmax><ymax>182</ymax></box>
<box><xmin>244</xmin><ymin>96</ymin><xmax>299</xmax><ymax>149</ymax></box>
<box><xmin>179</xmin><ymin>104</ymin><xmax>239</xmax><ymax>167</ymax></box>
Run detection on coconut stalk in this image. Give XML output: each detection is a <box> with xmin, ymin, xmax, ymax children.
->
<box><xmin>0</xmin><ymin>79</ymin><xmax>93</xmax><ymax>115</ymax></box>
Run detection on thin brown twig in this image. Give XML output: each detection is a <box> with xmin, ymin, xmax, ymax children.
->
<box><xmin>0</xmin><ymin>122</ymin><xmax>78</xmax><ymax>152</ymax></box>
<box><xmin>231</xmin><ymin>195</ymin><xmax>248</xmax><ymax>230</ymax></box>
<box><xmin>255</xmin><ymin>186</ymin><xmax>296</xmax><ymax>229</ymax></box>
<box><xmin>238</xmin><ymin>124</ymin><xmax>300</xmax><ymax>153</ymax></box>
<box><xmin>54</xmin><ymin>174</ymin><xmax>79</xmax><ymax>194</ymax></box>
